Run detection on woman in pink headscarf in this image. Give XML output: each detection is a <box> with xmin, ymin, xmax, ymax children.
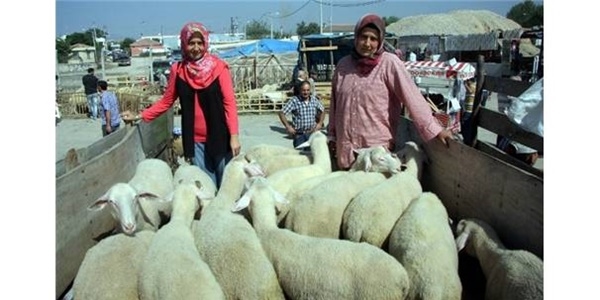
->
<box><xmin>122</xmin><ymin>22</ymin><xmax>241</xmax><ymax>188</ymax></box>
<box><xmin>328</xmin><ymin>13</ymin><xmax>453</xmax><ymax>170</ymax></box>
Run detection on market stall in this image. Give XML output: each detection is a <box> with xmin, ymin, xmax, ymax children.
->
<box><xmin>404</xmin><ymin>60</ymin><xmax>476</xmax><ymax>80</ymax></box>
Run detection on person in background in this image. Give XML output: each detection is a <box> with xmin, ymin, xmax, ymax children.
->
<box><xmin>82</xmin><ymin>67</ymin><xmax>99</xmax><ymax>119</ymax></box>
<box><xmin>97</xmin><ymin>80</ymin><xmax>121</xmax><ymax>136</ymax></box>
<box><xmin>121</xmin><ymin>21</ymin><xmax>241</xmax><ymax>188</ymax></box>
<box><xmin>328</xmin><ymin>13</ymin><xmax>453</xmax><ymax>170</ymax></box>
<box><xmin>496</xmin><ymin>75</ymin><xmax>539</xmax><ymax>165</ymax></box>
<box><xmin>156</xmin><ymin>69</ymin><xmax>168</xmax><ymax>94</ymax></box>
<box><xmin>278</xmin><ymin>80</ymin><xmax>325</xmax><ymax>149</ymax></box>
<box><xmin>291</xmin><ymin>69</ymin><xmax>308</xmax><ymax>97</ymax></box>
<box><xmin>308</xmin><ymin>70</ymin><xmax>318</xmax><ymax>98</ymax></box>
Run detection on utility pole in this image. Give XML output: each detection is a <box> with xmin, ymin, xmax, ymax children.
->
<box><xmin>320</xmin><ymin>1</ymin><xmax>323</xmax><ymax>34</ymax></box>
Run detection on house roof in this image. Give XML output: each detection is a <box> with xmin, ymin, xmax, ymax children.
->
<box><xmin>131</xmin><ymin>38</ymin><xmax>162</xmax><ymax>47</ymax></box>
<box><xmin>70</xmin><ymin>43</ymin><xmax>94</xmax><ymax>51</ymax></box>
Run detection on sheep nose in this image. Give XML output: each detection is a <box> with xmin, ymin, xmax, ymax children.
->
<box><xmin>123</xmin><ymin>223</ymin><xmax>136</xmax><ymax>234</ymax></box>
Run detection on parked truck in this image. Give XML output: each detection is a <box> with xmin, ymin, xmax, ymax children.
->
<box><xmin>55</xmin><ymin>61</ymin><xmax>542</xmax><ymax>298</ymax></box>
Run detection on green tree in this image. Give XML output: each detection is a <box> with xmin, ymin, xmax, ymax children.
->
<box><xmin>296</xmin><ymin>21</ymin><xmax>320</xmax><ymax>37</ymax></box>
<box><xmin>506</xmin><ymin>0</ymin><xmax>543</xmax><ymax>28</ymax></box>
<box><xmin>56</xmin><ymin>38</ymin><xmax>71</xmax><ymax>63</ymax></box>
<box><xmin>382</xmin><ymin>16</ymin><xmax>400</xmax><ymax>26</ymax></box>
<box><xmin>120</xmin><ymin>38</ymin><xmax>136</xmax><ymax>55</ymax></box>
<box><xmin>246</xmin><ymin>20</ymin><xmax>270</xmax><ymax>39</ymax></box>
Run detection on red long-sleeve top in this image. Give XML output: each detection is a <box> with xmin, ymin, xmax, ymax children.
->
<box><xmin>140</xmin><ymin>63</ymin><xmax>239</xmax><ymax>142</ymax></box>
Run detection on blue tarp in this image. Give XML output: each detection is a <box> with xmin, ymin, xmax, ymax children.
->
<box><xmin>218</xmin><ymin>39</ymin><xmax>298</xmax><ymax>58</ymax></box>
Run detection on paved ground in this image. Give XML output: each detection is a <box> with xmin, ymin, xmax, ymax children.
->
<box><xmin>55</xmin><ymin>94</ymin><xmax>542</xmax><ymax>170</ymax></box>
<box><xmin>55</xmin><ymin>114</ymin><xmax>293</xmax><ymax>162</ymax></box>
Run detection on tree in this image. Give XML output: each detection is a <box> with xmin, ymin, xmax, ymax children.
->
<box><xmin>246</xmin><ymin>20</ymin><xmax>270</xmax><ymax>39</ymax></box>
<box><xmin>506</xmin><ymin>0</ymin><xmax>543</xmax><ymax>28</ymax></box>
<box><xmin>56</xmin><ymin>38</ymin><xmax>71</xmax><ymax>63</ymax></box>
<box><xmin>296</xmin><ymin>21</ymin><xmax>320</xmax><ymax>37</ymax></box>
<box><xmin>382</xmin><ymin>16</ymin><xmax>400</xmax><ymax>26</ymax></box>
<box><xmin>120</xmin><ymin>38</ymin><xmax>136</xmax><ymax>55</ymax></box>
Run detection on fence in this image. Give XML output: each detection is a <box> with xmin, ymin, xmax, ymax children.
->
<box><xmin>57</xmin><ymin>53</ymin><xmax>303</xmax><ymax>117</ymax></box>
<box><xmin>56</xmin><ymin>89</ymin><xmax>161</xmax><ymax>118</ymax></box>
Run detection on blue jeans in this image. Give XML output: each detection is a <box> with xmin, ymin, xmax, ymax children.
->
<box><xmin>192</xmin><ymin>142</ymin><xmax>232</xmax><ymax>189</ymax></box>
<box><xmin>86</xmin><ymin>93</ymin><xmax>99</xmax><ymax>119</ymax></box>
<box><xmin>293</xmin><ymin>132</ymin><xmax>311</xmax><ymax>150</ymax></box>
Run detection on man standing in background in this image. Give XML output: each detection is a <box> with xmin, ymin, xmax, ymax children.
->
<box><xmin>82</xmin><ymin>68</ymin><xmax>99</xmax><ymax>119</ymax></box>
<box><xmin>97</xmin><ymin>80</ymin><xmax>121</xmax><ymax>136</ymax></box>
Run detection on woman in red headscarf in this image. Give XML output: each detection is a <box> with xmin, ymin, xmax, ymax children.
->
<box><xmin>122</xmin><ymin>22</ymin><xmax>241</xmax><ymax>188</ymax></box>
<box><xmin>327</xmin><ymin>13</ymin><xmax>453</xmax><ymax>170</ymax></box>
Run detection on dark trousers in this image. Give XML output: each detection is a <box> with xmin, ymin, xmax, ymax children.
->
<box><xmin>102</xmin><ymin>124</ymin><xmax>120</xmax><ymax>137</ymax></box>
<box><xmin>293</xmin><ymin>132</ymin><xmax>311</xmax><ymax>150</ymax></box>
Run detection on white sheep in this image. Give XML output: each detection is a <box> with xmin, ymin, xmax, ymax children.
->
<box><xmin>284</xmin><ymin>171</ymin><xmax>387</xmax><ymax>238</ymax></box>
<box><xmin>231</xmin><ymin>177</ymin><xmax>410</xmax><ymax>300</ymax></box>
<box><xmin>265</xmin><ymin>131</ymin><xmax>331</xmax><ymax>196</ymax></box>
<box><xmin>138</xmin><ymin>181</ymin><xmax>225</xmax><ymax>300</ymax></box>
<box><xmin>254</xmin><ymin>153</ymin><xmax>312</xmax><ymax>176</ymax></box>
<box><xmin>88</xmin><ymin>158</ymin><xmax>174</xmax><ymax>235</ymax></box>
<box><xmin>276</xmin><ymin>171</ymin><xmax>347</xmax><ymax>226</ymax></box>
<box><xmin>245</xmin><ymin>144</ymin><xmax>301</xmax><ymax>163</ymax></box>
<box><xmin>349</xmin><ymin>145</ymin><xmax>402</xmax><ymax>175</ymax></box>
<box><xmin>72</xmin><ymin>231</ymin><xmax>155</xmax><ymax>300</ymax></box>
<box><xmin>173</xmin><ymin>161</ymin><xmax>217</xmax><ymax>199</ymax></box>
<box><xmin>387</xmin><ymin>192</ymin><xmax>463</xmax><ymax>300</ymax></box>
<box><xmin>192</xmin><ymin>155</ymin><xmax>285</xmax><ymax>300</ymax></box>
<box><xmin>342</xmin><ymin>141</ymin><xmax>426</xmax><ymax>248</ymax></box>
<box><xmin>455</xmin><ymin>218</ymin><xmax>543</xmax><ymax>300</ymax></box>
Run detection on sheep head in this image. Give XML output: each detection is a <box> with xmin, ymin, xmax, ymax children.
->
<box><xmin>350</xmin><ymin>145</ymin><xmax>402</xmax><ymax>175</ymax></box>
<box><xmin>88</xmin><ymin>183</ymin><xmax>158</xmax><ymax>235</ymax></box>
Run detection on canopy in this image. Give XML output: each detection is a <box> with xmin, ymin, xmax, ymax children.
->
<box><xmin>218</xmin><ymin>39</ymin><xmax>297</xmax><ymax>59</ymax></box>
<box><xmin>404</xmin><ymin>61</ymin><xmax>475</xmax><ymax>80</ymax></box>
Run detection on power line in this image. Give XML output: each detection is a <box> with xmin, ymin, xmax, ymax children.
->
<box><xmin>274</xmin><ymin>0</ymin><xmax>312</xmax><ymax>19</ymax></box>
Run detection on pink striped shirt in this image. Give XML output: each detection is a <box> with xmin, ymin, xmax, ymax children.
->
<box><xmin>329</xmin><ymin>52</ymin><xmax>443</xmax><ymax>169</ymax></box>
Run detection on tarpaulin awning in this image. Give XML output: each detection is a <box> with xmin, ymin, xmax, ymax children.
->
<box><xmin>404</xmin><ymin>61</ymin><xmax>476</xmax><ymax>80</ymax></box>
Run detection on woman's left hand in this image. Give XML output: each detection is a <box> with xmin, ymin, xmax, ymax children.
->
<box><xmin>436</xmin><ymin>129</ymin><xmax>454</xmax><ymax>148</ymax></box>
<box><xmin>230</xmin><ymin>135</ymin><xmax>241</xmax><ymax>156</ymax></box>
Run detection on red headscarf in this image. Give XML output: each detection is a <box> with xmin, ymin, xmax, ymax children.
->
<box><xmin>351</xmin><ymin>14</ymin><xmax>386</xmax><ymax>75</ymax></box>
<box><xmin>178</xmin><ymin>22</ymin><xmax>226</xmax><ymax>89</ymax></box>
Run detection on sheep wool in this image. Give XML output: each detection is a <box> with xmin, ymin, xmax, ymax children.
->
<box><xmin>284</xmin><ymin>171</ymin><xmax>387</xmax><ymax>238</ymax></box>
<box><xmin>455</xmin><ymin>218</ymin><xmax>543</xmax><ymax>300</ymax></box>
<box><xmin>73</xmin><ymin>231</ymin><xmax>155</xmax><ymax>300</ymax></box>
<box><xmin>192</xmin><ymin>155</ymin><xmax>285</xmax><ymax>300</ymax></box>
<box><xmin>266</xmin><ymin>131</ymin><xmax>331</xmax><ymax>196</ymax></box>
<box><xmin>138</xmin><ymin>182</ymin><xmax>225</xmax><ymax>300</ymax></box>
<box><xmin>232</xmin><ymin>177</ymin><xmax>410</xmax><ymax>300</ymax></box>
<box><xmin>342</xmin><ymin>141</ymin><xmax>426</xmax><ymax>248</ymax></box>
<box><xmin>388</xmin><ymin>192</ymin><xmax>462</xmax><ymax>300</ymax></box>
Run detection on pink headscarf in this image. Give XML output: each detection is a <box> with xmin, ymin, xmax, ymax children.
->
<box><xmin>178</xmin><ymin>22</ymin><xmax>226</xmax><ymax>89</ymax></box>
<box><xmin>351</xmin><ymin>13</ymin><xmax>386</xmax><ymax>75</ymax></box>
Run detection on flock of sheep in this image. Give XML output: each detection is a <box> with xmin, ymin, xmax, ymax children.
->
<box><xmin>70</xmin><ymin>131</ymin><xmax>543</xmax><ymax>300</ymax></box>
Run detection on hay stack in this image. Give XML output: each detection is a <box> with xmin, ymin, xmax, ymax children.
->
<box><xmin>386</xmin><ymin>10</ymin><xmax>521</xmax><ymax>37</ymax></box>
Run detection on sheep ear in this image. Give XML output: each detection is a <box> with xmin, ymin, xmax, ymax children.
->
<box><xmin>138</xmin><ymin>192</ymin><xmax>161</xmax><ymax>202</ymax></box>
<box><xmin>88</xmin><ymin>197</ymin><xmax>110</xmax><ymax>211</ymax></box>
<box><xmin>244</xmin><ymin>161</ymin><xmax>266</xmax><ymax>178</ymax></box>
<box><xmin>295</xmin><ymin>140</ymin><xmax>311</xmax><ymax>149</ymax></box>
<box><xmin>363</xmin><ymin>155</ymin><xmax>373</xmax><ymax>171</ymax></box>
<box><xmin>232</xmin><ymin>192</ymin><xmax>252</xmax><ymax>212</ymax></box>
<box><xmin>455</xmin><ymin>232</ymin><xmax>469</xmax><ymax>252</ymax></box>
<box><xmin>271</xmin><ymin>189</ymin><xmax>290</xmax><ymax>206</ymax></box>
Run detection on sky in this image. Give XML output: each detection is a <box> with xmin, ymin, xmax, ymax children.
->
<box><xmin>56</xmin><ymin>0</ymin><xmax>533</xmax><ymax>40</ymax></box>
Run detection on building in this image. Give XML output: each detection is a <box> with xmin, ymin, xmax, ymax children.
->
<box><xmin>68</xmin><ymin>43</ymin><xmax>96</xmax><ymax>65</ymax></box>
<box><xmin>129</xmin><ymin>38</ymin><xmax>167</xmax><ymax>57</ymax></box>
